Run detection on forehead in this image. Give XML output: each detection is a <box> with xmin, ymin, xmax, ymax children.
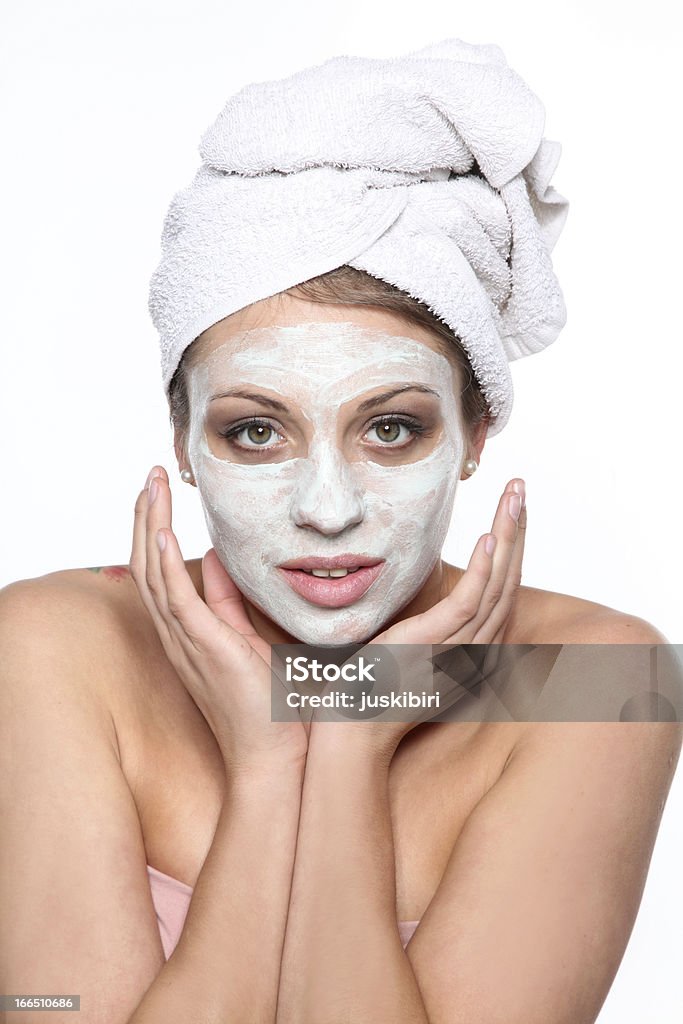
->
<box><xmin>194</xmin><ymin>292</ymin><xmax>450</xmax><ymax>357</ymax></box>
<box><xmin>187</xmin><ymin>321</ymin><xmax>458</xmax><ymax>398</ymax></box>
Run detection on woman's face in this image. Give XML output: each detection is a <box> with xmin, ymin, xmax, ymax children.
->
<box><xmin>183</xmin><ymin>296</ymin><xmax>468</xmax><ymax>646</ymax></box>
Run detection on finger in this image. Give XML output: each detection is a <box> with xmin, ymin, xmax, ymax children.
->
<box><xmin>389</xmin><ymin>532</ymin><xmax>495</xmax><ymax>643</ymax></box>
<box><xmin>449</xmin><ymin>480</ymin><xmax>523</xmax><ymax>640</ymax></box>
<box><xmin>130</xmin><ymin>466</ymin><xmax>163</xmax><ymax>579</ymax></box>
<box><xmin>129</xmin><ymin>468</ymin><xmax>171</xmax><ymax>641</ymax></box>
<box><xmin>144</xmin><ymin>468</ymin><xmax>173</xmax><ymax>620</ymax></box>
<box><xmin>159</xmin><ymin>530</ymin><xmax>257</xmax><ymax>670</ymax></box>
<box><xmin>473</xmin><ymin>500</ymin><xmax>527</xmax><ymax>643</ymax></box>
<box><xmin>390</xmin><ymin>480</ymin><xmax>522</xmax><ymax>645</ymax></box>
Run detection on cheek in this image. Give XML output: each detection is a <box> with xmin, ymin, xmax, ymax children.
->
<box><xmin>194</xmin><ymin>457</ymin><xmax>296</xmax><ymax>540</ymax></box>
<box><xmin>359</xmin><ymin>448</ymin><xmax>460</xmax><ymax>541</ymax></box>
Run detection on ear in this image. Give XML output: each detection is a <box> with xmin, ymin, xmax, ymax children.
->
<box><xmin>173</xmin><ymin>426</ymin><xmax>196</xmax><ymax>486</ymax></box>
<box><xmin>470</xmin><ymin>415</ymin><xmax>488</xmax><ymax>462</ymax></box>
<box><xmin>460</xmin><ymin>415</ymin><xmax>489</xmax><ymax>479</ymax></box>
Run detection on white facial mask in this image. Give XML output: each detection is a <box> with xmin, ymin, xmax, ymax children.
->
<box><xmin>185</xmin><ymin>322</ymin><xmax>465</xmax><ymax>646</ymax></box>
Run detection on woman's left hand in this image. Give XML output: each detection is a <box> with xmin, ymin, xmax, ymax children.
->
<box><xmin>378</xmin><ymin>477</ymin><xmax>526</xmax><ymax>645</ymax></box>
<box><xmin>309</xmin><ymin>478</ymin><xmax>527</xmax><ymax>760</ymax></box>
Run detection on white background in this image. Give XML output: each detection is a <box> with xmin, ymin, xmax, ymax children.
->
<box><xmin>1</xmin><ymin>1</ymin><xmax>681</xmax><ymax>1019</ymax></box>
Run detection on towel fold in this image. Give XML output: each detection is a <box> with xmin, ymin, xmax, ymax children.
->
<box><xmin>149</xmin><ymin>37</ymin><xmax>569</xmax><ymax>436</ymax></box>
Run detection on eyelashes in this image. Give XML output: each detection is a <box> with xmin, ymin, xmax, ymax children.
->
<box><xmin>220</xmin><ymin>418</ymin><xmax>282</xmax><ymax>449</ymax></box>
<box><xmin>365</xmin><ymin>414</ymin><xmax>429</xmax><ymax>447</ymax></box>
<box><xmin>217</xmin><ymin>414</ymin><xmax>431</xmax><ymax>454</ymax></box>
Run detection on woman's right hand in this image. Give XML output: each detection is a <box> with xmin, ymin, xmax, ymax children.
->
<box><xmin>129</xmin><ymin>465</ymin><xmax>308</xmax><ymax>777</ymax></box>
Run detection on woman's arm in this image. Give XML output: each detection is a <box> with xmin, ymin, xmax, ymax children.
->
<box><xmin>275</xmin><ymin>724</ymin><xmax>428</xmax><ymax>1024</ymax></box>
<box><xmin>0</xmin><ymin>577</ymin><xmax>305</xmax><ymax>1024</ymax></box>
<box><xmin>276</xmin><ymin>619</ymin><xmax>682</xmax><ymax>1024</ymax></box>
<box><xmin>0</xmin><ymin>580</ymin><xmax>172</xmax><ymax>1024</ymax></box>
<box><xmin>124</xmin><ymin>469</ymin><xmax>311</xmax><ymax>1022</ymax></box>
<box><xmin>406</xmin><ymin>716</ymin><xmax>681</xmax><ymax>1024</ymax></box>
<box><xmin>130</xmin><ymin>765</ymin><xmax>304</xmax><ymax>1024</ymax></box>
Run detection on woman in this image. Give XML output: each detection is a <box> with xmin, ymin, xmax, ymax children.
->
<box><xmin>2</xmin><ymin>38</ymin><xmax>680</xmax><ymax>1024</ymax></box>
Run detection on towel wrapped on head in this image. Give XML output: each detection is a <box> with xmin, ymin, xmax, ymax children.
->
<box><xmin>148</xmin><ymin>37</ymin><xmax>569</xmax><ymax>436</ymax></box>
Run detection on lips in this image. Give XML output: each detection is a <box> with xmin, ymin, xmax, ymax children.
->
<box><xmin>277</xmin><ymin>556</ymin><xmax>385</xmax><ymax>608</ymax></box>
<box><xmin>278</xmin><ymin>554</ymin><xmax>383</xmax><ymax>571</ymax></box>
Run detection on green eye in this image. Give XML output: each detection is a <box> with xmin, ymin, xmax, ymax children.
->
<box><xmin>368</xmin><ymin>416</ymin><xmax>425</xmax><ymax>446</ymax></box>
<box><xmin>362</xmin><ymin>413</ymin><xmax>428</xmax><ymax>450</ymax></box>
<box><xmin>220</xmin><ymin>418</ymin><xmax>283</xmax><ymax>450</ymax></box>
<box><xmin>245</xmin><ymin>423</ymin><xmax>274</xmax><ymax>445</ymax></box>
<box><xmin>373</xmin><ymin>421</ymin><xmax>403</xmax><ymax>443</ymax></box>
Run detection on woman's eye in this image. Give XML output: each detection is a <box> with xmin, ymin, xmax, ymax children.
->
<box><xmin>242</xmin><ymin>423</ymin><xmax>277</xmax><ymax>447</ymax></box>
<box><xmin>219</xmin><ymin>414</ymin><xmax>427</xmax><ymax>453</ymax></box>
<box><xmin>222</xmin><ymin>419</ymin><xmax>284</xmax><ymax>449</ymax></box>
<box><xmin>365</xmin><ymin>417</ymin><xmax>425</xmax><ymax>447</ymax></box>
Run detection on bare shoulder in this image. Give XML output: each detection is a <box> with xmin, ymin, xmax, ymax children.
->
<box><xmin>1</xmin><ymin>564</ymin><xmax>141</xmax><ymax>653</ymax></box>
<box><xmin>503</xmin><ymin>583</ymin><xmax>681</xmax><ymax>760</ymax></box>
<box><xmin>0</xmin><ymin>564</ymin><xmax>170</xmax><ymax>713</ymax></box>
<box><xmin>0</xmin><ymin>567</ymin><xmax>174</xmax><ymax>1012</ymax></box>
<box><xmin>0</xmin><ymin>559</ymin><xmax>209</xmax><ymax>736</ymax></box>
<box><xmin>509</xmin><ymin>580</ymin><xmax>671</xmax><ymax>644</ymax></box>
<box><xmin>0</xmin><ymin>557</ymin><xmax>207</xmax><ymax>652</ymax></box>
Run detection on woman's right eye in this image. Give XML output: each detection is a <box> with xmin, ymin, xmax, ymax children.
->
<box><xmin>220</xmin><ymin>418</ymin><xmax>285</xmax><ymax>450</ymax></box>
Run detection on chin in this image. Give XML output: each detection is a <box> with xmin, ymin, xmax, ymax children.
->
<box><xmin>289</xmin><ymin>624</ymin><xmax>381</xmax><ymax>649</ymax></box>
<box><xmin>263</xmin><ymin>610</ymin><xmax>381</xmax><ymax>648</ymax></box>
<box><xmin>257</xmin><ymin>596</ymin><xmax>396</xmax><ymax>648</ymax></box>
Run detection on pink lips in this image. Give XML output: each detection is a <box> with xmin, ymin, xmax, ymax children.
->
<box><xmin>277</xmin><ymin>562</ymin><xmax>385</xmax><ymax>608</ymax></box>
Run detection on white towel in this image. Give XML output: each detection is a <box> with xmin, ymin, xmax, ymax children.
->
<box><xmin>148</xmin><ymin>37</ymin><xmax>569</xmax><ymax>436</ymax></box>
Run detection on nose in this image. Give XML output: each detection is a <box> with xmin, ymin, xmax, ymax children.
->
<box><xmin>290</xmin><ymin>445</ymin><xmax>365</xmax><ymax>534</ymax></box>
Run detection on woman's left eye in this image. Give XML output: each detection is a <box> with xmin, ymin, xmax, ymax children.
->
<box><xmin>365</xmin><ymin>416</ymin><xmax>426</xmax><ymax>447</ymax></box>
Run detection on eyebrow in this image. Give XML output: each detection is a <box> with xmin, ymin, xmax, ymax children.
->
<box><xmin>209</xmin><ymin>388</ymin><xmax>289</xmax><ymax>412</ymax></box>
<box><xmin>356</xmin><ymin>385</ymin><xmax>441</xmax><ymax>411</ymax></box>
<box><xmin>209</xmin><ymin>384</ymin><xmax>441</xmax><ymax>412</ymax></box>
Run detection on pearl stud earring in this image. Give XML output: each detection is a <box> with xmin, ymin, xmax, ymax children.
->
<box><xmin>463</xmin><ymin>459</ymin><xmax>478</xmax><ymax>477</ymax></box>
<box><xmin>180</xmin><ymin>469</ymin><xmax>194</xmax><ymax>484</ymax></box>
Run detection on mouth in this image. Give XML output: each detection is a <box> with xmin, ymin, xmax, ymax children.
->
<box><xmin>277</xmin><ymin>555</ymin><xmax>385</xmax><ymax>609</ymax></box>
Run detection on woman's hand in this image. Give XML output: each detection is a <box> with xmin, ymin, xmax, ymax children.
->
<box><xmin>129</xmin><ymin>466</ymin><xmax>308</xmax><ymax>776</ymax></box>
<box><xmin>309</xmin><ymin>478</ymin><xmax>527</xmax><ymax>759</ymax></box>
<box><xmin>379</xmin><ymin>477</ymin><xmax>526</xmax><ymax>645</ymax></box>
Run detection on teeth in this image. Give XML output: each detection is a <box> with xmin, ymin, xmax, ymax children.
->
<box><xmin>303</xmin><ymin>567</ymin><xmax>360</xmax><ymax>577</ymax></box>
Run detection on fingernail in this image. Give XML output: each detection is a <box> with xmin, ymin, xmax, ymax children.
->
<box><xmin>145</xmin><ymin>466</ymin><xmax>161</xmax><ymax>489</ymax></box>
<box><xmin>485</xmin><ymin>534</ymin><xmax>497</xmax><ymax>557</ymax></box>
<box><xmin>149</xmin><ymin>478</ymin><xmax>159</xmax><ymax>505</ymax></box>
<box><xmin>511</xmin><ymin>479</ymin><xmax>526</xmax><ymax>506</ymax></box>
<box><xmin>508</xmin><ymin>493</ymin><xmax>522</xmax><ymax>521</ymax></box>
<box><xmin>156</xmin><ymin>530</ymin><xmax>166</xmax><ymax>552</ymax></box>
